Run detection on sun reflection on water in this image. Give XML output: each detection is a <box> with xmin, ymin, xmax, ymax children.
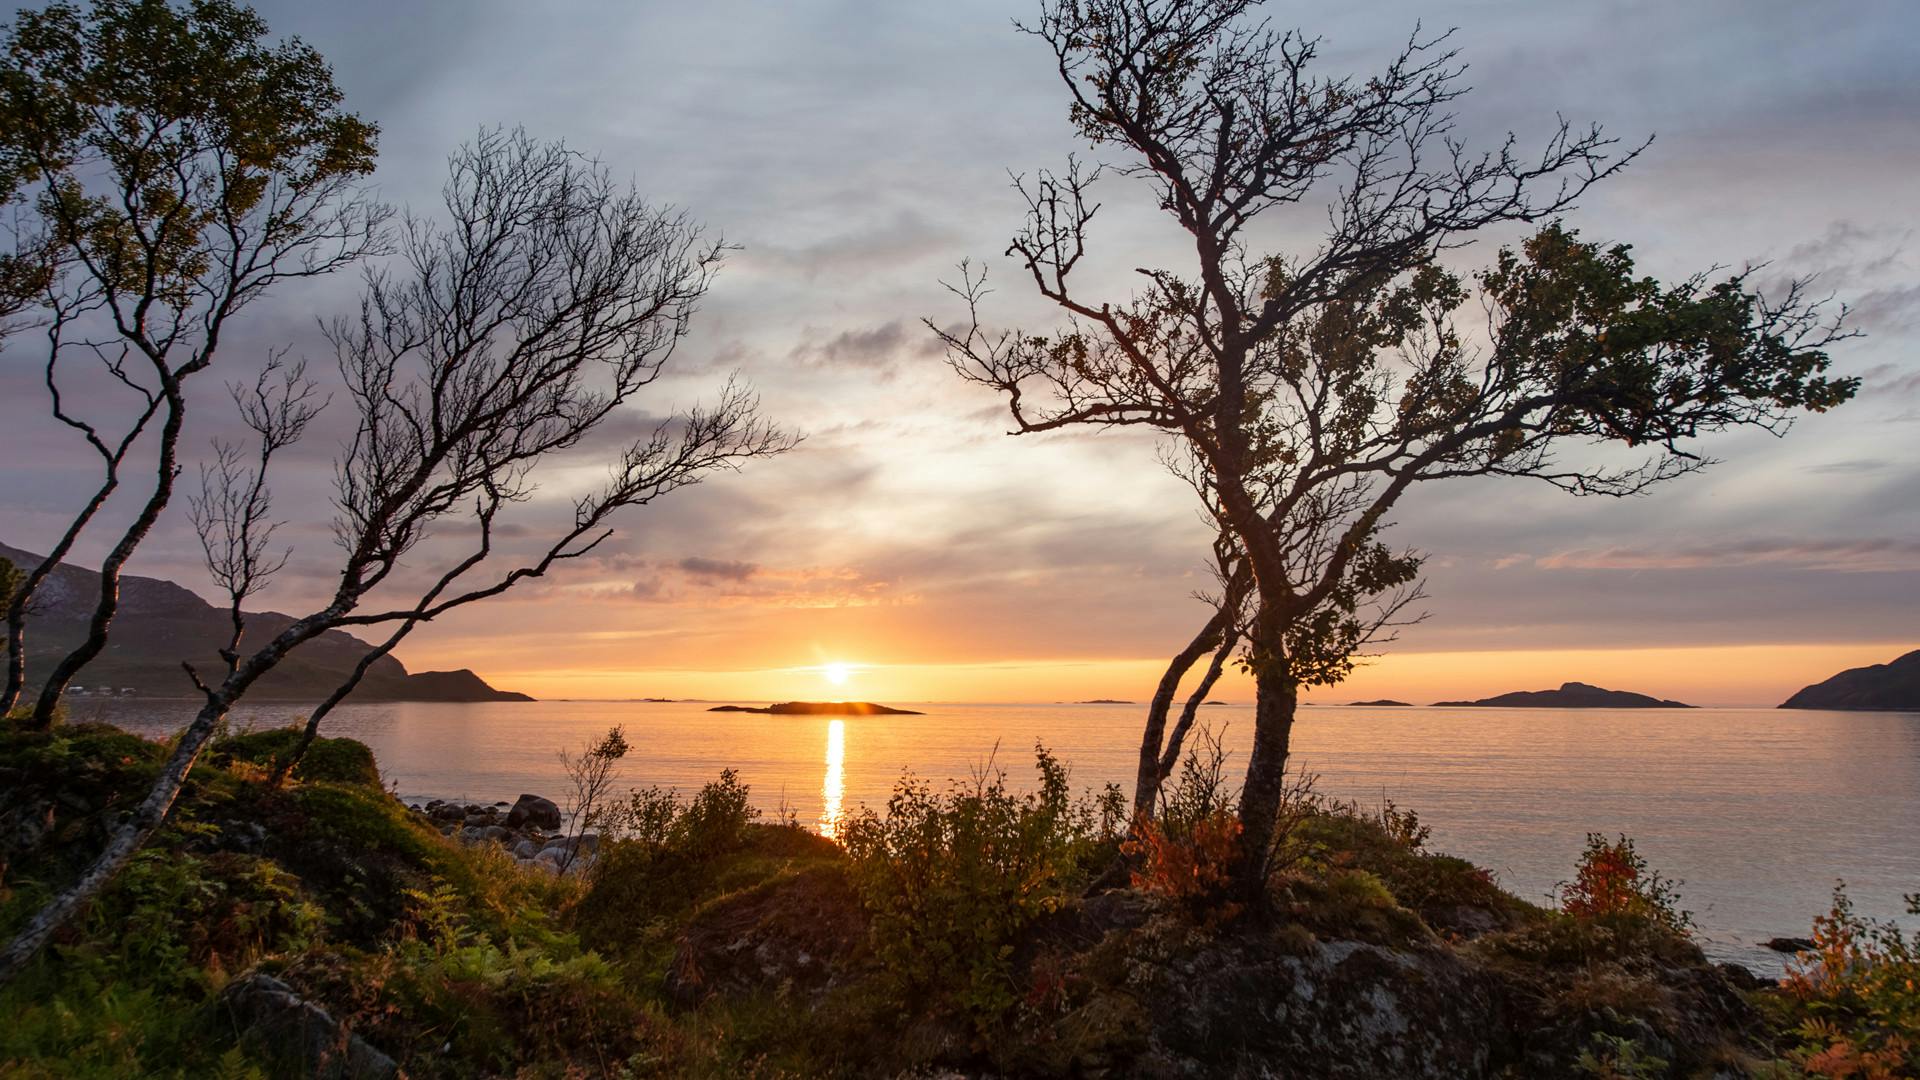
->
<box><xmin>819</xmin><ymin>719</ymin><xmax>845</xmax><ymax>839</ymax></box>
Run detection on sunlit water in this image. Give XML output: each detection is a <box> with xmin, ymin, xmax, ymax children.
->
<box><xmin>82</xmin><ymin>698</ymin><xmax>1920</xmax><ymax>975</ymax></box>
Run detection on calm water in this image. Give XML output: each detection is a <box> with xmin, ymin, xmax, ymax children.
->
<box><xmin>82</xmin><ymin>698</ymin><xmax>1920</xmax><ymax>975</ymax></box>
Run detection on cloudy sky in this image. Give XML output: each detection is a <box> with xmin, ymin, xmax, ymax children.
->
<box><xmin>3</xmin><ymin>0</ymin><xmax>1917</xmax><ymax>705</ymax></box>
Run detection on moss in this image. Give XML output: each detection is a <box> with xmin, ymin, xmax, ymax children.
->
<box><xmin>210</xmin><ymin>727</ymin><xmax>381</xmax><ymax>787</ymax></box>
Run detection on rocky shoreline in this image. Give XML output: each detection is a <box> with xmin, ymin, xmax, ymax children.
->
<box><xmin>409</xmin><ymin>792</ymin><xmax>600</xmax><ymax>874</ymax></box>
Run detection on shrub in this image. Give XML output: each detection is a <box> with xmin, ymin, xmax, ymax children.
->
<box><xmin>1558</xmin><ymin>834</ymin><xmax>1693</xmax><ymax>933</ymax></box>
<box><xmin>211</xmin><ymin>727</ymin><xmax>381</xmax><ymax>787</ymax></box>
<box><xmin>1778</xmin><ymin>885</ymin><xmax>1919</xmax><ymax>1078</ymax></box>
<box><xmin>575</xmin><ymin>769</ymin><xmax>763</xmax><ymax>958</ymax></box>
<box><xmin>840</xmin><ymin>744</ymin><xmax>1122</xmax><ymax>1025</ymax></box>
<box><xmin>1124</xmin><ymin>728</ymin><xmax>1244</xmax><ymax>914</ymax></box>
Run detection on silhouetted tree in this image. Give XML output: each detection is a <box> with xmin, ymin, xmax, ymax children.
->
<box><xmin>0</xmin><ymin>129</ymin><xmax>792</xmax><ymax>982</ymax></box>
<box><xmin>0</xmin><ymin>0</ymin><xmax>384</xmax><ymax>724</ymax></box>
<box><xmin>940</xmin><ymin>0</ymin><xmax>1857</xmax><ymax>885</ymax></box>
<box><xmin>1133</xmin><ymin>527</ymin><xmax>1248</xmax><ymax>813</ymax></box>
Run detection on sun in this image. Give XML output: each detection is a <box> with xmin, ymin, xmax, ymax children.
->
<box><xmin>822</xmin><ymin>662</ymin><xmax>851</xmax><ymax>687</ymax></box>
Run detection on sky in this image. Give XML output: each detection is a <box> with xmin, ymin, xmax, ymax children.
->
<box><xmin>2</xmin><ymin>0</ymin><xmax>1917</xmax><ymax>706</ymax></box>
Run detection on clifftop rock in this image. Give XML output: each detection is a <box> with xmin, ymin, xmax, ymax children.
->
<box><xmin>1780</xmin><ymin>649</ymin><xmax>1920</xmax><ymax>711</ymax></box>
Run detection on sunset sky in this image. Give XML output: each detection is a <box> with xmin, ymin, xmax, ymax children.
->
<box><xmin>2</xmin><ymin>0</ymin><xmax>1916</xmax><ymax>706</ymax></box>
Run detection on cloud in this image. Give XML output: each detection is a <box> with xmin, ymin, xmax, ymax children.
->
<box><xmin>1535</xmin><ymin>537</ymin><xmax>1920</xmax><ymax>573</ymax></box>
<box><xmin>789</xmin><ymin>319</ymin><xmax>944</xmax><ymax>373</ymax></box>
<box><xmin>737</xmin><ymin>211</ymin><xmax>960</xmax><ymax>280</ymax></box>
<box><xmin>677</xmin><ymin>556</ymin><xmax>759</xmax><ymax>580</ymax></box>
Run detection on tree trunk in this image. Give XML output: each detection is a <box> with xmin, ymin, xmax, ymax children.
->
<box><xmin>1157</xmin><ymin>632</ymin><xmax>1236</xmax><ymax>784</ymax></box>
<box><xmin>1134</xmin><ymin>609</ymin><xmax>1226</xmax><ymax>813</ymax></box>
<box><xmin>29</xmin><ymin>395</ymin><xmax>185</xmax><ymax>726</ymax></box>
<box><xmin>0</xmin><ymin>694</ymin><xmax>227</xmax><ymax>982</ymax></box>
<box><xmin>1235</xmin><ymin>661</ymin><xmax>1298</xmax><ymax>893</ymax></box>
<box><xmin>1</xmin><ymin>618</ymin><xmax>24</xmax><ymax>718</ymax></box>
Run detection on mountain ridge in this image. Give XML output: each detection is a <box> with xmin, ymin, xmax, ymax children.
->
<box><xmin>1779</xmin><ymin>649</ymin><xmax>1920</xmax><ymax>711</ymax></box>
<box><xmin>0</xmin><ymin>542</ymin><xmax>530</xmax><ymax>703</ymax></box>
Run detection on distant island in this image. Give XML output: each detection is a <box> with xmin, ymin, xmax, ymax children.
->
<box><xmin>1075</xmin><ymin>698</ymin><xmax>1134</xmax><ymax>705</ymax></box>
<box><xmin>1780</xmin><ymin>649</ymin><xmax>1920</xmax><ymax>711</ymax></box>
<box><xmin>1349</xmin><ymin>699</ymin><xmax>1412</xmax><ymax>706</ymax></box>
<box><xmin>706</xmin><ymin>701</ymin><xmax>924</xmax><ymax>716</ymax></box>
<box><xmin>1201</xmin><ymin>700</ymin><xmax>1230</xmax><ymax>706</ymax></box>
<box><xmin>1433</xmin><ymin>681</ymin><xmax>1694</xmax><ymax>708</ymax></box>
<box><xmin>1</xmin><ymin>542</ymin><xmax>530</xmax><ymax>702</ymax></box>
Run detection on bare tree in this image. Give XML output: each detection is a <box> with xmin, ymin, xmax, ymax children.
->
<box><xmin>188</xmin><ymin>356</ymin><xmax>327</xmax><ymax>672</ymax></box>
<box><xmin>939</xmin><ymin>0</ymin><xmax>1857</xmax><ymax>885</ymax></box>
<box><xmin>0</xmin><ymin>129</ymin><xmax>793</xmax><ymax>982</ymax></box>
<box><xmin>0</xmin><ymin>0</ymin><xmax>385</xmax><ymax>724</ymax></box>
<box><xmin>556</xmin><ymin>725</ymin><xmax>632</xmax><ymax>875</ymax></box>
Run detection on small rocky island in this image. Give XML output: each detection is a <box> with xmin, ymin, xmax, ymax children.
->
<box><xmin>1433</xmin><ymin>681</ymin><xmax>1694</xmax><ymax>708</ymax></box>
<box><xmin>707</xmin><ymin>701</ymin><xmax>924</xmax><ymax>716</ymax></box>
<box><xmin>1075</xmin><ymin>698</ymin><xmax>1134</xmax><ymax>704</ymax></box>
<box><xmin>1779</xmin><ymin>648</ymin><xmax>1920</xmax><ymax>711</ymax></box>
<box><xmin>1349</xmin><ymin>698</ymin><xmax>1413</xmax><ymax>706</ymax></box>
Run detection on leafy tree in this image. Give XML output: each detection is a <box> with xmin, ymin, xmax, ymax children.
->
<box><xmin>0</xmin><ymin>0</ymin><xmax>384</xmax><ymax>724</ymax></box>
<box><xmin>939</xmin><ymin>0</ymin><xmax>1856</xmax><ymax>883</ymax></box>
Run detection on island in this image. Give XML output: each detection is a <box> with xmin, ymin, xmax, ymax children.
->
<box><xmin>706</xmin><ymin>701</ymin><xmax>924</xmax><ymax>716</ymax></box>
<box><xmin>1075</xmin><ymin>698</ymin><xmax>1134</xmax><ymax>704</ymax></box>
<box><xmin>1779</xmin><ymin>649</ymin><xmax>1920</xmax><ymax>711</ymax></box>
<box><xmin>1432</xmin><ymin>681</ymin><xmax>1694</xmax><ymax>708</ymax></box>
<box><xmin>1201</xmin><ymin>700</ymin><xmax>1230</xmax><ymax>706</ymax></box>
<box><xmin>1349</xmin><ymin>698</ymin><xmax>1412</xmax><ymax>706</ymax></box>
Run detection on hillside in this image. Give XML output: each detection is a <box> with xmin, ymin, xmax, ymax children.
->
<box><xmin>0</xmin><ymin>543</ymin><xmax>530</xmax><ymax>702</ymax></box>
<box><xmin>1433</xmin><ymin>681</ymin><xmax>1694</xmax><ymax>708</ymax></box>
<box><xmin>1779</xmin><ymin>649</ymin><xmax>1920</xmax><ymax>710</ymax></box>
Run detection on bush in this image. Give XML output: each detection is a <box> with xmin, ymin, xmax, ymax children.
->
<box><xmin>840</xmin><ymin>744</ymin><xmax>1123</xmax><ymax>1025</ymax></box>
<box><xmin>575</xmin><ymin>769</ymin><xmax>764</xmax><ymax>960</ymax></box>
<box><xmin>1778</xmin><ymin>885</ymin><xmax>1919</xmax><ymax>1078</ymax></box>
<box><xmin>210</xmin><ymin>727</ymin><xmax>381</xmax><ymax>787</ymax></box>
<box><xmin>1558</xmin><ymin>834</ymin><xmax>1693</xmax><ymax>934</ymax></box>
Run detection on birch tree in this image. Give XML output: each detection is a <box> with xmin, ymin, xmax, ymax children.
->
<box><xmin>0</xmin><ymin>129</ymin><xmax>792</xmax><ymax>982</ymax></box>
<box><xmin>0</xmin><ymin>0</ymin><xmax>384</xmax><ymax>723</ymax></box>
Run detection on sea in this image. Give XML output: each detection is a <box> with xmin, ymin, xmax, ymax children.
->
<box><xmin>76</xmin><ymin>697</ymin><xmax>1920</xmax><ymax>976</ymax></box>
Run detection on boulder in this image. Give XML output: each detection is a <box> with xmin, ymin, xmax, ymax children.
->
<box><xmin>480</xmin><ymin>824</ymin><xmax>512</xmax><ymax>844</ymax></box>
<box><xmin>505</xmin><ymin>793</ymin><xmax>562</xmax><ymax>831</ymax></box>
<box><xmin>1765</xmin><ymin>936</ymin><xmax>1816</xmax><ymax>953</ymax></box>
<box><xmin>222</xmin><ymin>972</ymin><xmax>401</xmax><ymax>1079</ymax></box>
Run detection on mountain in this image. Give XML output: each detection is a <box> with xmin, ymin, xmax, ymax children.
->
<box><xmin>0</xmin><ymin>543</ymin><xmax>530</xmax><ymax>702</ymax></box>
<box><xmin>1432</xmin><ymin>681</ymin><xmax>1694</xmax><ymax>708</ymax></box>
<box><xmin>1779</xmin><ymin>649</ymin><xmax>1920</xmax><ymax>711</ymax></box>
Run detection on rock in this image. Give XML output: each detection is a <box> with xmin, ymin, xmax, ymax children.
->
<box><xmin>222</xmin><ymin>972</ymin><xmax>401</xmax><ymax>1079</ymax></box>
<box><xmin>461</xmin><ymin>812</ymin><xmax>495</xmax><ymax>827</ymax></box>
<box><xmin>1718</xmin><ymin>962</ymin><xmax>1765</xmax><ymax>991</ymax></box>
<box><xmin>664</xmin><ymin>864</ymin><xmax>870</xmax><ymax>1007</ymax></box>
<box><xmin>505</xmin><ymin>793</ymin><xmax>561</xmax><ymax>831</ymax></box>
<box><xmin>1764</xmin><ymin>936</ymin><xmax>1816</xmax><ymax>953</ymax></box>
<box><xmin>512</xmin><ymin>839</ymin><xmax>539</xmax><ymax>859</ymax></box>
<box><xmin>480</xmin><ymin>824</ymin><xmax>512</xmax><ymax>844</ymax></box>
